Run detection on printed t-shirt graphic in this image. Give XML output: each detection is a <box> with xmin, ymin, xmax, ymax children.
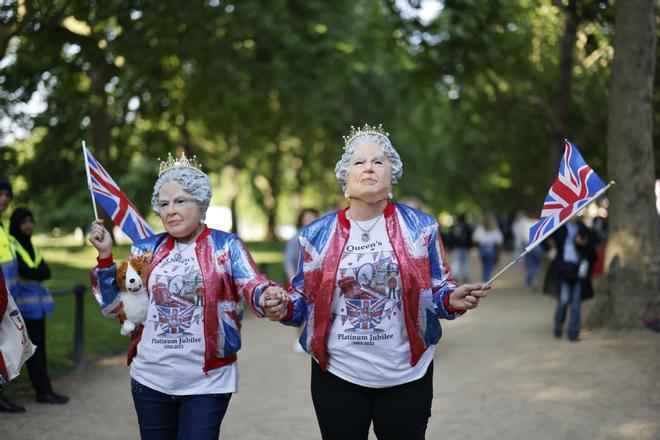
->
<box><xmin>326</xmin><ymin>216</ymin><xmax>434</xmax><ymax>388</ymax></box>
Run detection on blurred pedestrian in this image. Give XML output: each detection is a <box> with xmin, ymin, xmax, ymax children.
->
<box><xmin>511</xmin><ymin>211</ymin><xmax>528</xmax><ymax>258</ymax></box>
<box><xmin>0</xmin><ymin>177</ymin><xmax>26</xmax><ymax>413</ymax></box>
<box><xmin>448</xmin><ymin>213</ymin><xmax>473</xmax><ymax>284</ymax></box>
<box><xmin>499</xmin><ymin>212</ymin><xmax>514</xmax><ymax>251</ymax></box>
<box><xmin>591</xmin><ymin>213</ymin><xmax>608</xmax><ymax>277</ymax></box>
<box><xmin>9</xmin><ymin>207</ymin><xmax>69</xmax><ymax>404</ymax></box>
<box><xmin>513</xmin><ymin>211</ymin><xmax>543</xmax><ymax>289</ymax></box>
<box><xmin>472</xmin><ymin>212</ymin><xmax>503</xmax><ymax>282</ymax></box>
<box><xmin>544</xmin><ymin>216</ymin><xmax>598</xmax><ymax>341</ymax></box>
<box><xmin>284</xmin><ymin>208</ymin><xmax>320</xmax><ymax>279</ymax></box>
<box><xmin>0</xmin><ymin>178</ymin><xmax>17</xmax><ymax>295</ymax></box>
<box><xmin>523</xmin><ymin>244</ymin><xmax>544</xmax><ymax>290</ymax></box>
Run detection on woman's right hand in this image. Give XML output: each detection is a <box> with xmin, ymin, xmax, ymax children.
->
<box><xmin>259</xmin><ymin>286</ymin><xmax>289</xmax><ymax>321</ymax></box>
<box><xmin>89</xmin><ymin>219</ymin><xmax>113</xmax><ymax>258</ymax></box>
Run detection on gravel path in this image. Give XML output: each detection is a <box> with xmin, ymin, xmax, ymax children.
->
<box><xmin>1</xmin><ymin>265</ymin><xmax>659</xmax><ymax>440</ymax></box>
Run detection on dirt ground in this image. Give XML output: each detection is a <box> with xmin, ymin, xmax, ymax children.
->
<box><xmin>1</xmin><ymin>263</ymin><xmax>659</xmax><ymax>440</ymax></box>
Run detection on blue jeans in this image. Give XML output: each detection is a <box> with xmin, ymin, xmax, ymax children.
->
<box><xmin>131</xmin><ymin>378</ymin><xmax>232</xmax><ymax>440</ymax></box>
<box><xmin>479</xmin><ymin>245</ymin><xmax>498</xmax><ymax>282</ymax></box>
<box><xmin>524</xmin><ymin>247</ymin><xmax>543</xmax><ymax>288</ymax></box>
<box><xmin>554</xmin><ymin>281</ymin><xmax>582</xmax><ymax>339</ymax></box>
<box><xmin>451</xmin><ymin>247</ymin><xmax>471</xmax><ymax>282</ymax></box>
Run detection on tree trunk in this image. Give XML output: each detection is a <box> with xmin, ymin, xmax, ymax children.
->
<box><xmin>264</xmin><ymin>148</ymin><xmax>282</xmax><ymax>240</ymax></box>
<box><xmin>88</xmin><ymin>66</ymin><xmax>119</xmax><ymax>242</ymax></box>
<box><xmin>226</xmin><ymin>163</ymin><xmax>239</xmax><ymax>235</ymax></box>
<box><xmin>547</xmin><ymin>0</ymin><xmax>578</xmax><ymax>186</ymax></box>
<box><xmin>180</xmin><ymin>108</ymin><xmax>192</xmax><ymax>156</ymax></box>
<box><xmin>588</xmin><ymin>0</ymin><xmax>659</xmax><ymax>328</ymax></box>
<box><xmin>88</xmin><ymin>67</ymin><xmax>111</xmax><ymax>159</ymax></box>
<box><xmin>229</xmin><ymin>194</ymin><xmax>238</xmax><ymax>235</ymax></box>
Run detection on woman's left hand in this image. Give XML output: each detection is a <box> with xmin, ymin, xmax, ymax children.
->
<box><xmin>448</xmin><ymin>283</ymin><xmax>491</xmax><ymax>312</ymax></box>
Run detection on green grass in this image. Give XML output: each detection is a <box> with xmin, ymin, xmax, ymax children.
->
<box><xmin>3</xmin><ymin>239</ymin><xmax>288</xmax><ymax>399</ymax></box>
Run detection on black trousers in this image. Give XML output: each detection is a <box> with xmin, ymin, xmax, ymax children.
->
<box><xmin>25</xmin><ymin>318</ymin><xmax>53</xmax><ymax>394</ymax></box>
<box><xmin>311</xmin><ymin>359</ymin><xmax>433</xmax><ymax>440</ymax></box>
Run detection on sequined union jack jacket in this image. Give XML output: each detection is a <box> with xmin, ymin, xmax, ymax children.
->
<box><xmin>269</xmin><ymin>202</ymin><xmax>461</xmax><ymax>371</ymax></box>
<box><xmin>90</xmin><ymin>227</ymin><xmax>275</xmax><ymax>373</ymax></box>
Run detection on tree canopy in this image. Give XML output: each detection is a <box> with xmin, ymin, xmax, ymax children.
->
<box><xmin>0</xmin><ymin>0</ymin><xmax>650</xmax><ymax>234</ymax></box>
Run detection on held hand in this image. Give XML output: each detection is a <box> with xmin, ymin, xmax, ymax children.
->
<box><xmin>89</xmin><ymin>219</ymin><xmax>113</xmax><ymax>258</ymax></box>
<box><xmin>259</xmin><ymin>286</ymin><xmax>289</xmax><ymax>321</ymax></box>
<box><xmin>448</xmin><ymin>283</ymin><xmax>491</xmax><ymax>312</ymax></box>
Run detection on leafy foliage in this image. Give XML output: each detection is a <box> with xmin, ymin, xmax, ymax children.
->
<box><xmin>0</xmin><ymin>0</ymin><xmax>622</xmax><ymax>231</ymax></box>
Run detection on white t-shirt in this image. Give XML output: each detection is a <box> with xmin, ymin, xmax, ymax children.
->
<box><xmin>326</xmin><ymin>215</ymin><xmax>434</xmax><ymax>388</ymax></box>
<box><xmin>130</xmin><ymin>242</ymin><xmax>238</xmax><ymax>395</ymax></box>
<box><xmin>563</xmin><ymin>223</ymin><xmax>579</xmax><ymax>263</ymax></box>
<box><xmin>472</xmin><ymin>225</ymin><xmax>504</xmax><ymax>247</ymax></box>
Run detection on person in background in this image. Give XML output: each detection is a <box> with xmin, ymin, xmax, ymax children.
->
<box><xmin>544</xmin><ymin>216</ymin><xmax>598</xmax><ymax>341</ymax></box>
<box><xmin>511</xmin><ymin>211</ymin><xmax>529</xmax><ymax>259</ymax></box>
<box><xmin>512</xmin><ymin>210</ymin><xmax>543</xmax><ymax>290</ymax></box>
<box><xmin>284</xmin><ymin>208</ymin><xmax>320</xmax><ymax>279</ymax></box>
<box><xmin>590</xmin><ymin>213</ymin><xmax>608</xmax><ymax>278</ymax></box>
<box><xmin>523</xmin><ymin>239</ymin><xmax>544</xmax><ymax>290</ymax></box>
<box><xmin>448</xmin><ymin>213</ymin><xmax>473</xmax><ymax>284</ymax></box>
<box><xmin>284</xmin><ymin>208</ymin><xmax>319</xmax><ymax>352</ymax></box>
<box><xmin>472</xmin><ymin>212</ymin><xmax>504</xmax><ymax>282</ymax></box>
<box><xmin>9</xmin><ymin>207</ymin><xmax>69</xmax><ymax>404</ymax></box>
<box><xmin>497</xmin><ymin>212</ymin><xmax>514</xmax><ymax>252</ymax></box>
<box><xmin>0</xmin><ymin>177</ymin><xmax>26</xmax><ymax>413</ymax></box>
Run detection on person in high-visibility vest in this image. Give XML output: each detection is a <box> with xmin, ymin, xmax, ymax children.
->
<box><xmin>0</xmin><ymin>178</ymin><xmax>18</xmax><ymax>294</ymax></box>
<box><xmin>0</xmin><ymin>177</ymin><xmax>26</xmax><ymax>413</ymax></box>
<box><xmin>9</xmin><ymin>207</ymin><xmax>68</xmax><ymax>405</ymax></box>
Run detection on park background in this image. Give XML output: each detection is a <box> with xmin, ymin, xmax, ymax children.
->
<box><xmin>0</xmin><ymin>0</ymin><xmax>658</xmax><ymax>431</ymax></box>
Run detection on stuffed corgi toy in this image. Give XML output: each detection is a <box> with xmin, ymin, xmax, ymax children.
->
<box><xmin>116</xmin><ymin>254</ymin><xmax>150</xmax><ymax>336</ymax></box>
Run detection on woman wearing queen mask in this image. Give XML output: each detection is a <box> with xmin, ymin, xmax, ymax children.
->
<box><xmin>260</xmin><ymin>124</ymin><xmax>490</xmax><ymax>440</ymax></box>
<box><xmin>89</xmin><ymin>153</ymin><xmax>283</xmax><ymax>439</ymax></box>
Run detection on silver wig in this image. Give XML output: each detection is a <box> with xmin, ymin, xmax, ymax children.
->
<box><xmin>151</xmin><ymin>167</ymin><xmax>212</xmax><ymax>221</ymax></box>
<box><xmin>334</xmin><ymin>132</ymin><xmax>403</xmax><ymax>194</ymax></box>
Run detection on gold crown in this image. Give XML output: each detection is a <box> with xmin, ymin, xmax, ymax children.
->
<box><xmin>342</xmin><ymin>124</ymin><xmax>390</xmax><ymax>149</ymax></box>
<box><xmin>158</xmin><ymin>152</ymin><xmax>203</xmax><ymax>176</ymax></box>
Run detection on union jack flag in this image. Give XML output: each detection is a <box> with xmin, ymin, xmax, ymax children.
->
<box><xmin>346</xmin><ymin>296</ymin><xmax>387</xmax><ymax>330</ymax></box>
<box><xmin>156</xmin><ymin>304</ymin><xmax>197</xmax><ymax>334</ymax></box>
<box><xmin>527</xmin><ymin>140</ymin><xmax>606</xmax><ymax>249</ymax></box>
<box><xmin>84</xmin><ymin>145</ymin><xmax>154</xmax><ymax>242</ymax></box>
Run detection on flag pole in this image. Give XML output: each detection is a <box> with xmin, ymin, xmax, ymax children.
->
<box><xmin>82</xmin><ymin>141</ymin><xmax>99</xmax><ymax>220</ymax></box>
<box><xmin>484</xmin><ymin>181</ymin><xmax>615</xmax><ymax>287</ymax></box>
<box><xmin>484</xmin><ymin>252</ymin><xmax>528</xmax><ymax>287</ymax></box>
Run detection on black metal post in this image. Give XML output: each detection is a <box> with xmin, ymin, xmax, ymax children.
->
<box><xmin>73</xmin><ymin>284</ymin><xmax>86</xmax><ymax>374</ymax></box>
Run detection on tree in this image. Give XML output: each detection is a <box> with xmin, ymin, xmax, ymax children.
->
<box><xmin>1</xmin><ymin>1</ymin><xmax>620</xmax><ymax>233</ymax></box>
<box><xmin>547</xmin><ymin>0</ymin><xmax>578</xmax><ymax>185</ymax></box>
<box><xmin>390</xmin><ymin>0</ymin><xmax>614</xmax><ymax>214</ymax></box>
<box><xmin>547</xmin><ymin>0</ymin><xmax>614</xmax><ymax>186</ymax></box>
<box><xmin>588</xmin><ymin>0</ymin><xmax>659</xmax><ymax>328</ymax></box>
